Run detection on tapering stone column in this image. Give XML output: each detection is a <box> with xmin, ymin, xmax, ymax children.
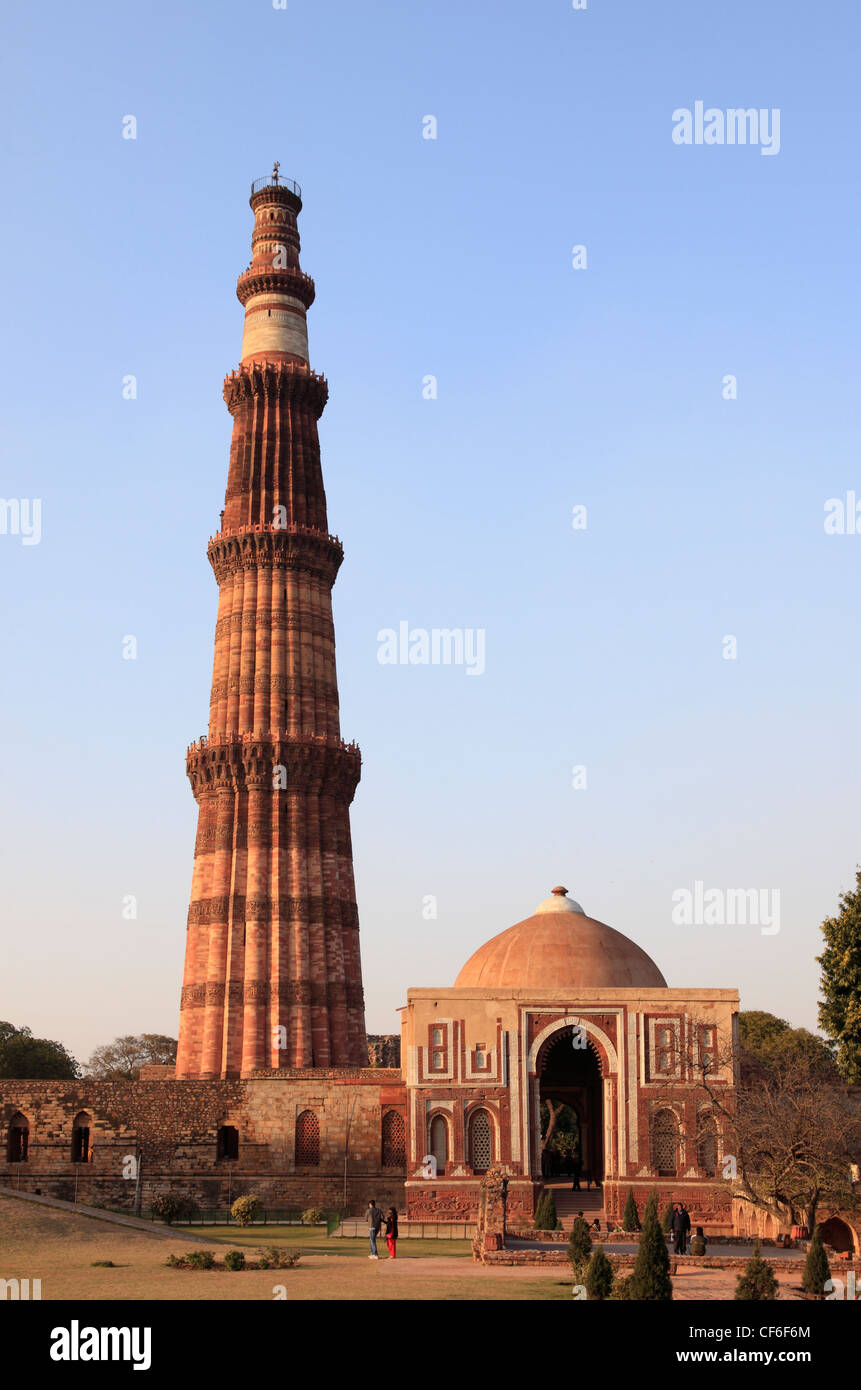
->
<box><xmin>175</xmin><ymin>170</ymin><xmax>367</xmax><ymax>1078</ymax></box>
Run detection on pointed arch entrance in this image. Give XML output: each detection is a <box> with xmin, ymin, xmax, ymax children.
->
<box><xmin>535</xmin><ymin>1025</ymin><xmax>605</xmax><ymax>1186</ymax></box>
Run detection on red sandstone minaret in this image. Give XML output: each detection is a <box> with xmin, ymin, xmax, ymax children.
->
<box><xmin>175</xmin><ymin>167</ymin><xmax>367</xmax><ymax>1078</ymax></box>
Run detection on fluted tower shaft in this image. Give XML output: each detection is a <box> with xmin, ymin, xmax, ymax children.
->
<box><xmin>175</xmin><ymin>172</ymin><xmax>367</xmax><ymax>1078</ymax></box>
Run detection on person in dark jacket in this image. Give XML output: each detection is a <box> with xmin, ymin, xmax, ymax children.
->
<box><xmin>670</xmin><ymin>1203</ymin><xmax>685</xmax><ymax>1254</ymax></box>
<box><xmin>367</xmin><ymin>1199</ymin><xmax>384</xmax><ymax>1259</ymax></box>
<box><xmin>384</xmin><ymin>1206</ymin><xmax>399</xmax><ymax>1259</ymax></box>
<box><xmin>679</xmin><ymin>1204</ymin><xmax>691</xmax><ymax>1254</ymax></box>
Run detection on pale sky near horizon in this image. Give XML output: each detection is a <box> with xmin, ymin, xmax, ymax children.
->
<box><xmin>1</xmin><ymin>0</ymin><xmax>859</xmax><ymax>1066</ymax></box>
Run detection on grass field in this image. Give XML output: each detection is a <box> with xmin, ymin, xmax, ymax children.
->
<box><xmin>0</xmin><ymin>1200</ymin><xmax>570</xmax><ymax>1300</ymax></box>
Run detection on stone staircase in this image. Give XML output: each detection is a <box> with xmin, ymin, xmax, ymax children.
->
<box><xmin>547</xmin><ymin>1184</ymin><xmax>604</xmax><ymax>1232</ymax></box>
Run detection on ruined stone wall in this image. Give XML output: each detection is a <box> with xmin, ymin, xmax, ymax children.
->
<box><xmin>0</xmin><ymin>1070</ymin><xmax>406</xmax><ymax>1214</ymax></box>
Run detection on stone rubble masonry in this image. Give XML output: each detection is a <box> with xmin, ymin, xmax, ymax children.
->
<box><xmin>176</xmin><ymin>175</ymin><xmax>368</xmax><ymax>1078</ymax></box>
<box><xmin>0</xmin><ymin>1073</ymin><xmax>407</xmax><ymax>1213</ymax></box>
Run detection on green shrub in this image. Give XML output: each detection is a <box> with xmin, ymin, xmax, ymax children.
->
<box><xmin>256</xmin><ymin>1246</ymin><xmax>301</xmax><ymax>1269</ymax></box>
<box><xmin>165</xmin><ymin>1253</ymin><xmax>187</xmax><ymax>1268</ymax></box>
<box><xmin>568</xmin><ymin>1216</ymin><xmax>593</xmax><ymax>1269</ymax></box>
<box><xmin>185</xmin><ymin>1250</ymin><xmax>215</xmax><ymax>1270</ymax></box>
<box><xmin>231</xmin><ymin>1194</ymin><xmax>262</xmax><ymax>1227</ymax></box>
<box><xmin>608</xmin><ymin>1273</ymin><xmax>633</xmax><ymax>1300</ymax></box>
<box><xmin>90</xmin><ymin>1260</ymin><xmax>115</xmax><ymax>1268</ymax></box>
<box><xmin>735</xmin><ymin>1240</ymin><xmax>779</xmax><ymax>1300</ymax></box>
<box><xmin>224</xmin><ymin>1249</ymin><xmax>246</xmax><ymax>1271</ymax></box>
<box><xmin>584</xmin><ymin>1246</ymin><xmax>614</xmax><ymax>1301</ymax></box>
<box><xmin>300</xmin><ymin>1207</ymin><xmax>326</xmax><ymax>1225</ymax></box>
<box><xmin>621</xmin><ymin>1188</ymin><xmax>640</xmax><ymax>1232</ymax></box>
<box><xmin>533</xmin><ymin>1192</ymin><xmax>559</xmax><ymax>1230</ymax></box>
<box><xmin>151</xmin><ymin>1193</ymin><xmax>197</xmax><ymax>1226</ymax></box>
<box><xmin>802</xmin><ymin>1226</ymin><xmax>831</xmax><ymax>1298</ymax></box>
<box><xmin>661</xmin><ymin>1202</ymin><xmax>675</xmax><ymax>1233</ymax></box>
<box><xmin>628</xmin><ymin>1191</ymin><xmax>672</xmax><ymax>1300</ymax></box>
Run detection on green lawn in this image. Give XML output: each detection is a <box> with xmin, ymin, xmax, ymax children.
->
<box><xmin>174</xmin><ymin>1224</ymin><xmax>472</xmax><ymax>1259</ymax></box>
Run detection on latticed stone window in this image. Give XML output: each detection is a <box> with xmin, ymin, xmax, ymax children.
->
<box><xmin>295</xmin><ymin>1109</ymin><xmax>320</xmax><ymax>1166</ymax></box>
<box><xmin>696</xmin><ymin>1111</ymin><xmax>718</xmax><ymax>1177</ymax></box>
<box><xmin>7</xmin><ymin>1113</ymin><xmax>29</xmax><ymax>1163</ymax></box>
<box><xmin>381</xmin><ymin>1109</ymin><xmax>405</xmax><ymax>1167</ymax></box>
<box><xmin>469</xmin><ymin>1109</ymin><xmax>493</xmax><ymax>1173</ymax></box>
<box><xmin>651</xmin><ymin>1108</ymin><xmax>679</xmax><ymax>1176</ymax></box>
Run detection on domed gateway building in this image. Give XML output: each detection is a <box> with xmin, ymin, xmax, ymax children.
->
<box><xmin>400</xmin><ymin>887</ymin><xmax>739</xmax><ymax>1232</ymax></box>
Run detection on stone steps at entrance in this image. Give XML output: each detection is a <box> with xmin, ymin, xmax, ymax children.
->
<box><xmin>545</xmin><ymin>1184</ymin><xmax>604</xmax><ymax>1231</ymax></box>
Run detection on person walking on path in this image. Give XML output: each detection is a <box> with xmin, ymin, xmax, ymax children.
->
<box><xmin>384</xmin><ymin>1206</ymin><xmax>399</xmax><ymax>1259</ymax></box>
<box><xmin>571</xmin><ymin>1155</ymin><xmax>582</xmax><ymax>1191</ymax></box>
<box><xmin>367</xmin><ymin>1199</ymin><xmax>385</xmax><ymax>1259</ymax></box>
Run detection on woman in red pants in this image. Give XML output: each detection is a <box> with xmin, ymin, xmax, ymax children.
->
<box><xmin>384</xmin><ymin>1206</ymin><xmax>399</xmax><ymax>1259</ymax></box>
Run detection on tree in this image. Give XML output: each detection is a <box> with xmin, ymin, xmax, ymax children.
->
<box><xmin>802</xmin><ymin>1226</ymin><xmax>831</xmax><ymax>1299</ymax></box>
<box><xmin>628</xmin><ymin>1191</ymin><xmax>672</xmax><ymax>1300</ymax></box>
<box><xmin>817</xmin><ymin>870</ymin><xmax>861</xmax><ymax>1083</ymax></box>
<box><xmin>534</xmin><ymin>1192</ymin><xmax>559</xmax><ymax>1230</ymax></box>
<box><xmin>568</xmin><ymin>1215</ymin><xmax>592</xmax><ymax>1270</ymax></box>
<box><xmin>85</xmin><ymin>1033</ymin><xmax>177</xmax><ymax>1081</ymax></box>
<box><xmin>735</xmin><ymin>1239</ymin><xmax>779</xmax><ymax>1300</ymax></box>
<box><xmin>661</xmin><ymin>1013</ymin><xmax>860</xmax><ymax>1233</ymax></box>
<box><xmin>0</xmin><ymin>1021</ymin><xmax>78</xmax><ymax>1079</ymax></box>
<box><xmin>739</xmin><ymin>1011</ymin><xmax>837</xmax><ymax>1083</ymax></box>
<box><xmin>621</xmin><ymin>1188</ymin><xmax>639</xmax><ymax>1232</ymax></box>
<box><xmin>584</xmin><ymin>1246</ymin><xmax>614</xmax><ymax>1300</ymax></box>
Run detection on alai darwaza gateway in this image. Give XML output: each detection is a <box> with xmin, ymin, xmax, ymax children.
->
<box><xmin>401</xmin><ymin>887</ymin><xmax>739</xmax><ymax>1232</ymax></box>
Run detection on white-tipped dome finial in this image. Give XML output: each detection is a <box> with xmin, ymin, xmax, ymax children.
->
<box><xmin>534</xmin><ymin>885</ymin><xmax>584</xmax><ymax>916</ymax></box>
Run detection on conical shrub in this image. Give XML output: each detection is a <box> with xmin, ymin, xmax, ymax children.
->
<box><xmin>585</xmin><ymin>1245</ymin><xmax>614</xmax><ymax>1300</ymax></box>
<box><xmin>734</xmin><ymin>1239</ymin><xmax>779</xmax><ymax>1300</ymax></box>
<box><xmin>622</xmin><ymin>1188</ymin><xmax>640</xmax><ymax>1232</ymax></box>
<box><xmin>628</xmin><ymin>1191</ymin><xmax>672</xmax><ymax>1300</ymax></box>
<box><xmin>802</xmin><ymin>1226</ymin><xmax>831</xmax><ymax>1298</ymax></box>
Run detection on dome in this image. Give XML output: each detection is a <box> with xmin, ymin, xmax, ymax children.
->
<box><xmin>454</xmin><ymin>886</ymin><xmax>667</xmax><ymax>990</ymax></box>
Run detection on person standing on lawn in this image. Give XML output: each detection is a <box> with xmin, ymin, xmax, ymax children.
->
<box><xmin>367</xmin><ymin>1199</ymin><xmax>385</xmax><ymax>1259</ymax></box>
<box><xmin>384</xmin><ymin>1206</ymin><xmax>399</xmax><ymax>1259</ymax></box>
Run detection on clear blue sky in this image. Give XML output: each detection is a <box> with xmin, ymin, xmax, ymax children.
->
<box><xmin>1</xmin><ymin>0</ymin><xmax>858</xmax><ymax>1064</ymax></box>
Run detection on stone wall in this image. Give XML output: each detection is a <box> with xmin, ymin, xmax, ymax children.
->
<box><xmin>0</xmin><ymin>1070</ymin><xmax>407</xmax><ymax>1214</ymax></box>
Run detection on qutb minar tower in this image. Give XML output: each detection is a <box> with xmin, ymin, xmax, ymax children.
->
<box><xmin>175</xmin><ymin>168</ymin><xmax>367</xmax><ymax>1078</ymax></box>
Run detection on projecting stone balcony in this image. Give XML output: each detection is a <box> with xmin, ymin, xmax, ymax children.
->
<box><xmin>222</xmin><ymin>359</ymin><xmax>328</xmax><ymax>415</ymax></box>
<box><xmin>235</xmin><ymin>264</ymin><xmax>315</xmax><ymax>308</ymax></box>
<box><xmin>206</xmin><ymin>523</ymin><xmax>344</xmax><ymax>585</ymax></box>
<box><xmin>185</xmin><ymin>730</ymin><xmax>362</xmax><ymax>798</ymax></box>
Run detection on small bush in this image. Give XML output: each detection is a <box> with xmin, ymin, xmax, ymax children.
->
<box><xmin>584</xmin><ymin>1246</ymin><xmax>614</xmax><ymax>1301</ymax></box>
<box><xmin>231</xmin><ymin>1194</ymin><xmax>262</xmax><ymax>1227</ymax></box>
<box><xmin>90</xmin><ymin>1260</ymin><xmax>115</xmax><ymax>1268</ymax></box>
<box><xmin>802</xmin><ymin>1226</ymin><xmax>831</xmax><ymax>1298</ymax></box>
<box><xmin>256</xmin><ymin>1246</ymin><xmax>301</xmax><ymax>1269</ymax></box>
<box><xmin>661</xmin><ymin>1202</ymin><xmax>675</xmax><ymax>1234</ymax></box>
<box><xmin>628</xmin><ymin>1192</ymin><xmax>672</xmax><ymax>1301</ymax></box>
<box><xmin>735</xmin><ymin>1240</ymin><xmax>779</xmax><ymax>1300</ymax></box>
<box><xmin>621</xmin><ymin>1189</ymin><xmax>640</xmax><ymax>1233</ymax></box>
<box><xmin>165</xmin><ymin>1253</ymin><xmax>188</xmax><ymax>1268</ymax></box>
<box><xmin>151</xmin><ymin>1194</ymin><xmax>198</xmax><ymax>1226</ymax></box>
<box><xmin>534</xmin><ymin>1192</ymin><xmax>560</xmax><ymax>1230</ymax></box>
<box><xmin>224</xmin><ymin>1249</ymin><xmax>246</xmax><ymax>1271</ymax></box>
<box><xmin>301</xmin><ymin>1207</ymin><xmax>326</xmax><ymax>1226</ymax></box>
<box><xmin>185</xmin><ymin>1250</ymin><xmax>215</xmax><ymax>1270</ymax></box>
<box><xmin>568</xmin><ymin>1216</ymin><xmax>593</xmax><ymax>1269</ymax></box>
<box><xmin>609</xmin><ymin>1273</ymin><xmax>634</xmax><ymax>1300</ymax></box>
